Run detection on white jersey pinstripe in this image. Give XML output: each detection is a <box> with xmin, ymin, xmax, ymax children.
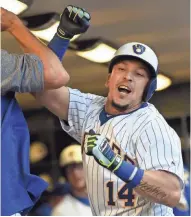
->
<box><xmin>60</xmin><ymin>88</ymin><xmax>184</xmax><ymax>216</ymax></box>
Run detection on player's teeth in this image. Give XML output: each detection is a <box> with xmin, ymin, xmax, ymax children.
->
<box><xmin>119</xmin><ymin>86</ymin><xmax>128</xmax><ymax>90</ymax></box>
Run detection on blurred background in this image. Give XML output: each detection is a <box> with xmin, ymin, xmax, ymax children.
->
<box><xmin>1</xmin><ymin>0</ymin><xmax>190</xmax><ymax>215</ymax></box>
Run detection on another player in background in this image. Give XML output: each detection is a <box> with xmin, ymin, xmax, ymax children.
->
<box><xmin>51</xmin><ymin>144</ymin><xmax>92</xmax><ymax>216</ymax></box>
<box><xmin>33</xmin><ymin>144</ymin><xmax>92</xmax><ymax>216</ymax></box>
<box><xmin>34</xmin><ymin>5</ymin><xmax>184</xmax><ymax>216</ymax></box>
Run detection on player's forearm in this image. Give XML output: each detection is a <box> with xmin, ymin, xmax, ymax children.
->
<box><xmin>114</xmin><ymin>161</ymin><xmax>181</xmax><ymax>207</ymax></box>
<box><xmin>113</xmin><ymin>159</ymin><xmax>181</xmax><ymax>207</ymax></box>
<box><xmin>134</xmin><ymin>170</ymin><xmax>181</xmax><ymax>207</ymax></box>
<box><xmin>8</xmin><ymin>17</ymin><xmax>70</xmax><ymax>89</ymax></box>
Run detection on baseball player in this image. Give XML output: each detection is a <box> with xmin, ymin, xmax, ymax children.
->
<box><xmin>51</xmin><ymin>144</ymin><xmax>92</xmax><ymax>216</ymax></box>
<box><xmin>35</xmin><ymin>5</ymin><xmax>184</xmax><ymax>216</ymax></box>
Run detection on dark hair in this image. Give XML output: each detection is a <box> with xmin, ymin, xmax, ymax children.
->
<box><xmin>109</xmin><ymin>55</ymin><xmax>156</xmax><ymax>79</ymax></box>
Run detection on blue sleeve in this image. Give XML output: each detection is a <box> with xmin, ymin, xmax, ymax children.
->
<box><xmin>48</xmin><ymin>33</ymin><xmax>70</xmax><ymax>61</ymax></box>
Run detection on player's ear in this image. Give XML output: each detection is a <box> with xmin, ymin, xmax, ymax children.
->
<box><xmin>105</xmin><ymin>74</ymin><xmax>111</xmax><ymax>88</ymax></box>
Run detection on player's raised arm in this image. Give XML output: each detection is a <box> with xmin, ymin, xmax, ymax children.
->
<box><xmin>34</xmin><ymin>6</ymin><xmax>91</xmax><ymax>121</ymax></box>
<box><xmin>1</xmin><ymin>7</ymin><xmax>69</xmax><ymax>92</ymax></box>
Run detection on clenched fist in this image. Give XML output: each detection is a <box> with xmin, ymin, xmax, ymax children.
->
<box><xmin>85</xmin><ymin>130</ymin><xmax>122</xmax><ymax>172</ymax></box>
<box><xmin>57</xmin><ymin>5</ymin><xmax>91</xmax><ymax>39</ymax></box>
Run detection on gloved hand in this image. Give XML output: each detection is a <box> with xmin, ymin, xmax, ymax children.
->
<box><xmin>57</xmin><ymin>5</ymin><xmax>91</xmax><ymax>39</ymax></box>
<box><xmin>86</xmin><ymin>130</ymin><xmax>144</xmax><ymax>187</ymax></box>
<box><xmin>85</xmin><ymin>130</ymin><xmax>122</xmax><ymax>172</ymax></box>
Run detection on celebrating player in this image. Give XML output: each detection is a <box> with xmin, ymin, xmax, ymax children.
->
<box><xmin>35</xmin><ymin>5</ymin><xmax>184</xmax><ymax>216</ymax></box>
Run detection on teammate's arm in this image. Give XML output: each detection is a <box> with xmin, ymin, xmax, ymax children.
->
<box><xmin>85</xmin><ymin>131</ymin><xmax>182</xmax><ymax>207</ymax></box>
<box><xmin>1</xmin><ymin>7</ymin><xmax>69</xmax><ymax>91</ymax></box>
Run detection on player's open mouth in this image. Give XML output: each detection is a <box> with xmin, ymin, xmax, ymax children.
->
<box><xmin>118</xmin><ymin>85</ymin><xmax>131</xmax><ymax>94</ymax></box>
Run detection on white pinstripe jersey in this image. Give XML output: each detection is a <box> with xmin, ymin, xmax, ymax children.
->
<box><xmin>60</xmin><ymin>88</ymin><xmax>184</xmax><ymax>216</ymax></box>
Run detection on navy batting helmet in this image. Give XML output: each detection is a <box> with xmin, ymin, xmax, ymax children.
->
<box><xmin>108</xmin><ymin>42</ymin><xmax>158</xmax><ymax>101</ymax></box>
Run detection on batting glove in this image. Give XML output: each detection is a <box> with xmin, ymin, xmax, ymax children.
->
<box><xmin>57</xmin><ymin>5</ymin><xmax>91</xmax><ymax>39</ymax></box>
<box><xmin>85</xmin><ymin>130</ymin><xmax>123</xmax><ymax>172</ymax></box>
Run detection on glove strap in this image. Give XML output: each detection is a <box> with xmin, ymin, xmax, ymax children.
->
<box><xmin>57</xmin><ymin>27</ymin><xmax>74</xmax><ymax>39</ymax></box>
<box><xmin>108</xmin><ymin>154</ymin><xmax>122</xmax><ymax>172</ymax></box>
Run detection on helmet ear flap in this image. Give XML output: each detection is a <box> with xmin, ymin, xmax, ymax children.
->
<box><xmin>143</xmin><ymin>78</ymin><xmax>157</xmax><ymax>101</ymax></box>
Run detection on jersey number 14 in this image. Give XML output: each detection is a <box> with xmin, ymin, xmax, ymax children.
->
<box><xmin>106</xmin><ymin>181</ymin><xmax>135</xmax><ymax>207</ymax></box>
